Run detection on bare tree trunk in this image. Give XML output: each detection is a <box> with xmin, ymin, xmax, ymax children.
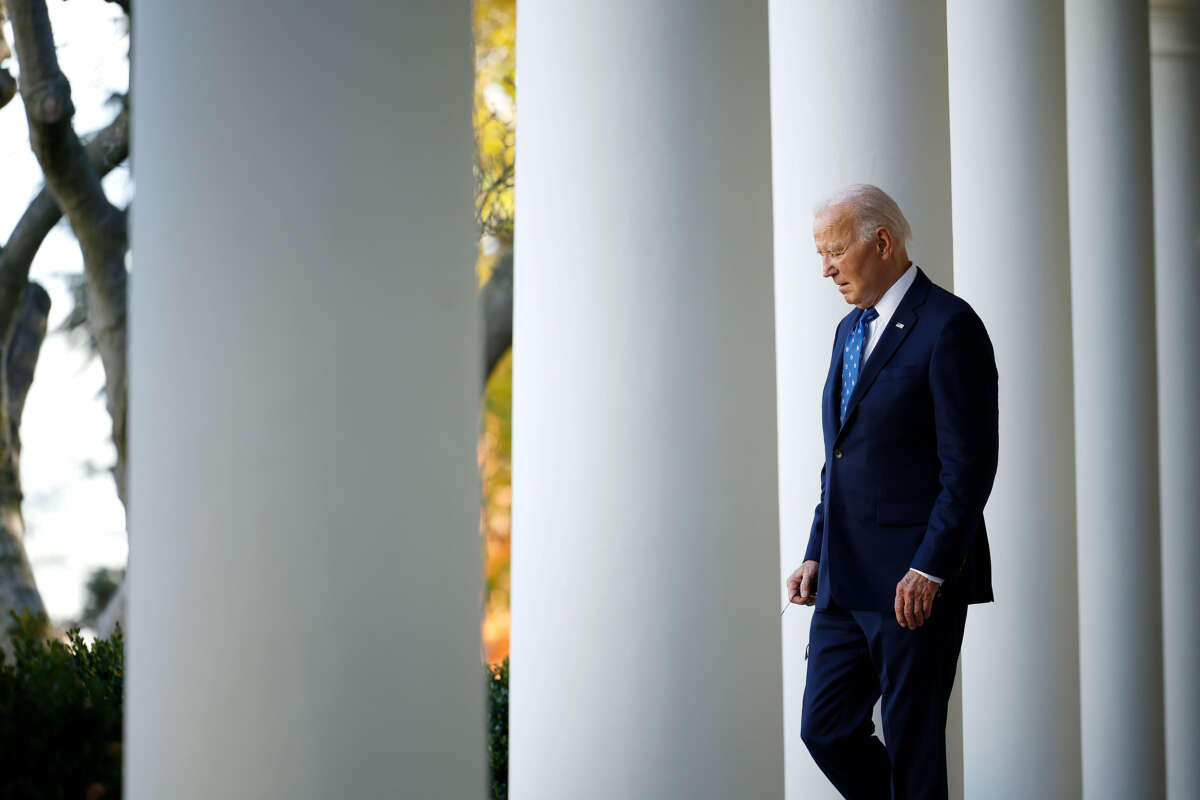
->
<box><xmin>0</xmin><ymin>284</ymin><xmax>51</xmax><ymax>630</ymax></box>
<box><xmin>0</xmin><ymin>3</ymin><xmax>130</xmax><ymax>633</ymax></box>
<box><xmin>0</xmin><ymin>108</ymin><xmax>131</xmax><ymax>624</ymax></box>
<box><xmin>8</xmin><ymin>0</ymin><xmax>130</xmax><ymax>509</ymax></box>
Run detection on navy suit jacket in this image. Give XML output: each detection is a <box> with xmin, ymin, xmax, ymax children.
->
<box><xmin>804</xmin><ymin>267</ymin><xmax>998</xmax><ymax>611</ymax></box>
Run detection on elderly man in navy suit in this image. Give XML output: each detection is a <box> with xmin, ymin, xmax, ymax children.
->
<box><xmin>785</xmin><ymin>184</ymin><xmax>999</xmax><ymax>799</ymax></box>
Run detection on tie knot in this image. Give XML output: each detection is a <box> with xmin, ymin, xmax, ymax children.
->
<box><xmin>861</xmin><ymin>308</ymin><xmax>879</xmax><ymax>325</ymax></box>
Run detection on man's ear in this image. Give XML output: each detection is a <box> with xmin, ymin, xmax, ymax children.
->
<box><xmin>874</xmin><ymin>227</ymin><xmax>894</xmax><ymax>260</ymax></box>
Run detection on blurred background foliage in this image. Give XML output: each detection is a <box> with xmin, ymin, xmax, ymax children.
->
<box><xmin>474</xmin><ymin>0</ymin><xmax>515</xmax><ymax>245</ymax></box>
<box><xmin>480</xmin><ymin>350</ymin><xmax>512</xmax><ymax>664</ymax></box>
<box><xmin>474</xmin><ymin>0</ymin><xmax>515</xmax><ymax>664</ymax></box>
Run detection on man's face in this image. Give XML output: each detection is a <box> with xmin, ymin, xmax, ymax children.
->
<box><xmin>813</xmin><ymin>209</ymin><xmax>889</xmax><ymax>309</ymax></box>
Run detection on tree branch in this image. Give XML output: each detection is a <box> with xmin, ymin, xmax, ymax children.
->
<box><xmin>9</xmin><ymin>0</ymin><xmax>123</xmax><ymax>250</ymax></box>
<box><xmin>6</xmin><ymin>283</ymin><xmax>50</xmax><ymax>451</ymax></box>
<box><xmin>0</xmin><ymin>282</ymin><xmax>52</xmax><ymax>632</ymax></box>
<box><xmin>0</xmin><ymin>70</ymin><xmax>15</xmax><ymax>111</ymax></box>
<box><xmin>481</xmin><ymin>248</ymin><xmax>513</xmax><ymax>385</ymax></box>
<box><xmin>0</xmin><ymin>106</ymin><xmax>129</xmax><ymax>306</ymax></box>
<box><xmin>9</xmin><ymin>0</ymin><xmax>130</xmax><ymax>507</ymax></box>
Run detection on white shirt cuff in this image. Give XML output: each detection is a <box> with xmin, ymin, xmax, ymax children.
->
<box><xmin>911</xmin><ymin>567</ymin><xmax>943</xmax><ymax>584</ymax></box>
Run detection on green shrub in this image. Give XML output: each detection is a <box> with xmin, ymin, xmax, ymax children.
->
<box><xmin>488</xmin><ymin>657</ymin><xmax>509</xmax><ymax>800</ymax></box>
<box><xmin>0</xmin><ymin>611</ymin><xmax>123</xmax><ymax>799</ymax></box>
<box><xmin>0</xmin><ymin>612</ymin><xmax>511</xmax><ymax>800</ymax></box>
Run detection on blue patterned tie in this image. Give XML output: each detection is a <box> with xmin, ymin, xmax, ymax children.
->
<box><xmin>840</xmin><ymin>307</ymin><xmax>879</xmax><ymax>425</ymax></box>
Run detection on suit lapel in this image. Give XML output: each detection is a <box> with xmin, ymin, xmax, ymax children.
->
<box><xmin>824</xmin><ymin>315</ymin><xmax>855</xmax><ymax>441</ymax></box>
<box><xmin>837</xmin><ymin>268</ymin><xmax>932</xmax><ymax>438</ymax></box>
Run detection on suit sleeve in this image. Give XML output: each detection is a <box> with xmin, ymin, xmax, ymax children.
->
<box><xmin>804</xmin><ymin>319</ymin><xmax>845</xmax><ymax>563</ymax></box>
<box><xmin>804</xmin><ymin>462</ymin><xmax>826</xmax><ymax>563</ymax></box>
<box><xmin>910</xmin><ymin>309</ymin><xmax>999</xmax><ymax>580</ymax></box>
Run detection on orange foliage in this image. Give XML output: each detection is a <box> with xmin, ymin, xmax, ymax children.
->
<box><xmin>479</xmin><ymin>350</ymin><xmax>512</xmax><ymax>664</ymax></box>
<box><xmin>475</xmin><ymin>0</ymin><xmax>515</xmax><ymax>664</ymax></box>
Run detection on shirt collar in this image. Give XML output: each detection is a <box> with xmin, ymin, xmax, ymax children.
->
<box><xmin>870</xmin><ymin>263</ymin><xmax>918</xmax><ymax>324</ymax></box>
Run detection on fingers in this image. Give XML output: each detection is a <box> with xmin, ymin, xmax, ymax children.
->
<box><xmin>904</xmin><ymin>588</ymin><xmax>919</xmax><ymax>628</ymax></box>
<box><xmin>799</xmin><ymin>567</ymin><xmax>817</xmax><ymax>605</ymax></box>
<box><xmin>786</xmin><ymin>562</ymin><xmax>821</xmax><ymax>606</ymax></box>
<box><xmin>895</xmin><ymin>580</ymin><xmax>915</xmax><ymax>628</ymax></box>
<box><xmin>911</xmin><ymin>582</ymin><xmax>930</xmax><ymax>627</ymax></box>
<box><xmin>894</xmin><ymin>579</ymin><xmax>934</xmax><ymax>629</ymax></box>
<box><xmin>785</xmin><ymin>567</ymin><xmax>801</xmax><ymax>603</ymax></box>
<box><xmin>786</xmin><ymin>575</ymin><xmax>801</xmax><ymax>604</ymax></box>
<box><xmin>892</xmin><ymin>578</ymin><xmax>916</xmax><ymax>628</ymax></box>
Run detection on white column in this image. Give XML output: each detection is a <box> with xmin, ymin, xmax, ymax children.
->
<box><xmin>127</xmin><ymin>3</ymin><xmax>483</xmax><ymax>798</ymax></box>
<box><xmin>1151</xmin><ymin>2</ymin><xmax>1200</xmax><ymax>797</ymax></box>
<box><xmin>947</xmin><ymin>3</ymin><xmax>1083</xmax><ymax>797</ymax></box>
<box><xmin>1066</xmin><ymin>2</ymin><xmax>1166</xmax><ymax>796</ymax></box>
<box><xmin>767</xmin><ymin>3</ymin><xmax>958</xmax><ymax>798</ymax></box>
<box><xmin>511</xmin><ymin>2</ymin><xmax>782</xmax><ymax>798</ymax></box>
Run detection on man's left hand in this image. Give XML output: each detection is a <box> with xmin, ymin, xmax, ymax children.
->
<box><xmin>894</xmin><ymin>569</ymin><xmax>939</xmax><ymax>629</ymax></box>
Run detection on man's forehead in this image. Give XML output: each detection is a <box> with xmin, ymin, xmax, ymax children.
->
<box><xmin>813</xmin><ymin>209</ymin><xmax>850</xmax><ymax>241</ymax></box>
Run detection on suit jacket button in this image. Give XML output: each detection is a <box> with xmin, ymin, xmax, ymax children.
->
<box><xmin>833</xmin><ymin>449</ymin><xmax>843</xmax><ymax>459</ymax></box>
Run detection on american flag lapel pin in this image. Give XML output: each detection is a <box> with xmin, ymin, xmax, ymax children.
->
<box><xmin>896</xmin><ymin>322</ymin><xmax>905</xmax><ymax>329</ymax></box>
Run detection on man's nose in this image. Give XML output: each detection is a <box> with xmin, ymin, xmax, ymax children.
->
<box><xmin>822</xmin><ymin>261</ymin><xmax>836</xmax><ymax>278</ymax></box>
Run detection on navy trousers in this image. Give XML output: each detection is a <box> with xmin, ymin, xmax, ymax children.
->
<box><xmin>801</xmin><ymin>598</ymin><xmax>967</xmax><ymax>799</ymax></box>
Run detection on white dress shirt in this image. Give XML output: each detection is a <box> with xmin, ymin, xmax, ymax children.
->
<box><xmin>862</xmin><ymin>263</ymin><xmax>918</xmax><ymax>364</ymax></box>
<box><xmin>859</xmin><ymin>264</ymin><xmax>943</xmax><ymax>585</ymax></box>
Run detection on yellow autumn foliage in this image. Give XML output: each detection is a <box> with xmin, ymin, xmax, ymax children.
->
<box><xmin>474</xmin><ymin>0</ymin><xmax>515</xmax><ymax>245</ymax></box>
<box><xmin>474</xmin><ymin>0</ymin><xmax>515</xmax><ymax>664</ymax></box>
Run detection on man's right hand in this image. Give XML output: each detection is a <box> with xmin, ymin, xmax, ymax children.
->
<box><xmin>786</xmin><ymin>560</ymin><xmax>820</xmax><ymax>605</ymax></box>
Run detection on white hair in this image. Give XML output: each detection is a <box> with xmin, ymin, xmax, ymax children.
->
<box><xmin>815</xmin><ymin>184</ymin><xmax>913</xmax><ymax>246</ymax></box>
